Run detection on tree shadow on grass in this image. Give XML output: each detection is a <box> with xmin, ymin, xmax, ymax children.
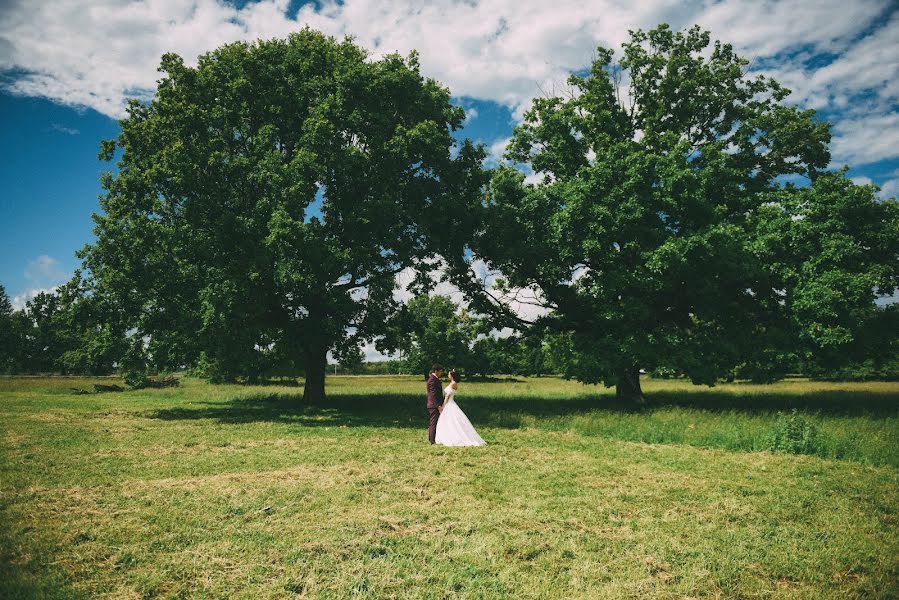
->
<box><xmin>240</xmin><ymin>379</ymin><xmax>302</xmax><ymax>387</ymax></box>
<box><xmin>643</xmin><ymin>389</ymin><xmax>899</xmax><ymax>416</ymax></box>
<box><xmin>145</xmin><ymin>393</ymin><xmax>424</xmax><ymax>428</ymax></box>
<box><xmin>142</xmin><ymin>386</ymin><xmax>899</xmax><ymax>429</ymax></box>
<box><xmin>0</xmin><ymin>524</ymin><xmax>88</xmax><ymax>600</ymax></box>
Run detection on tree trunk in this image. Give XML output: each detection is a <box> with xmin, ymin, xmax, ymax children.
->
<box><xmin>302</xmin><ymin>345</ymin><xmax>327</xmax><ymax>404</ymax></box>
<box><xmin>616</xmin><ymin>367</ymin><xmax>645</xmax><ymax>404</ymax></box>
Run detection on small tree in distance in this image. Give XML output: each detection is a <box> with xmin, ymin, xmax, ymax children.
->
<box><xmin>380</xmin><ymin>294</ymin><xmax>478</xmax><ymax>379</ymax></box>
<box><xmin>337</xmin><ymin>344</ymin><xmax>365</xmax><ymax>375</ymax></box>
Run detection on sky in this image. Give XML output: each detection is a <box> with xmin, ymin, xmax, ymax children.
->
<box><xmin>1</xmin><ymin>0</ymin><xmax>897</xmax><ymax>358</ymax></box>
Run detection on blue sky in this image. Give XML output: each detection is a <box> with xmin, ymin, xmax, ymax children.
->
<box><xmin>1</xmin><ymin>0</ymin><xmax>898</xmax><ymax>314</ymax></box>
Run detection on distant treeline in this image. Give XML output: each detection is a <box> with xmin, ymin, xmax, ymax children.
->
<box><xmin>2</xmin><ymin>285</ymin><xmax>896</xmax><ymax>383</ymax></box>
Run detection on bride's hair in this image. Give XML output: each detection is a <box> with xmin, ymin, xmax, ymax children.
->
<box><xmin>449</xmin><ymin>369</ymin><xmax>460</xmax><ymax>382</ymax></box>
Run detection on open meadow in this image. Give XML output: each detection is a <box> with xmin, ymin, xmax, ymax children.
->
<box><xmin>1</xmin><ymin>375</ymin><xmax>898</xmax><ymax>598</ymax></box>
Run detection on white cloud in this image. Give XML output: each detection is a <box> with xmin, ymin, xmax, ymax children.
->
<box><xmin>486</xmin><ymin>137</ymin><xmax>511</xmax><ymax>166</ymax></box>
<box><xmin>876</xmin><ymin>290</ymin><xmax>899</xmax><ymax>306</ymax></box>
<box><xmin>1</xmin><ymin>0</ymin><xmax>896</xmax><ymax>168</ymax></box>
<box><xmin>804</xmin><ymin>11</ymin><xmax>899</xmax><ymax>116</ymax></box>
<box><xmin>469</xmin><ymin>258</ymin><xmax>552</xmax><ymax>324</ymax></box>
<box><xmin>361</xmin><ymin>339</ymin><xmax>395</xmax><ymax>362</ymax></box>
<box><xmin>24</xmin><ymin>255</ymin><xmax>67</xmax><ymax>286</ymax></box>
<box><xmin>853</xmin><ymin>175</ymin><xmax>899</xmax><ymax>200</ymax></box>
<box><xmin>393</xmin><ymin>264</ymin><xmax>466</xmax><ymax>305</ymax></box>
<box><xmin>49</xmin><ymin>123</ymin><xmax>80</xmax><ymax>135</ymax></box>
<box><xmin>11</xmin><ymin>286</ymin><xmax>58</xmax><ymax>311</ymax></box>
<box><xmin>392</xmin><ymin>267</ymin><xmax>416</xmax><ymax>304</ymax></box>
<box><xmin>391</xmin><ymin>258</ymin><xmax>551</xmax><ymax>326</ymax></box>
<box><xmin>336</xmin><ymin>259</ymin><xmax>556</xmax><ymax>361</ymax></box>
<box><xmin>522</xmin><ymin>172</ymin><xmax>543</xmax><ymax>185</ymax></box>
<box><xmin>694</xmin><ymin>0</ymin><xmax>886</xmax><ymax>58</ymax></box>
<box><xmin>11</xmin><ymin>255</ymin><xmax>70</xmax><ymax>310</ymax></box>
<box><xmin>879</xmin><ymin>177</ymin><xmax>899</xmax><ymax>199</ymax></box>
<box><xmin>748</xmin><ymin>10</ymin><xmax>899</xmax><ymax>167</ymax></box>
<box><xmin>327</xmin><ymin>339</ymin><xmax>396</xmax><ymax>364</ymax></box>
<box><xmin>830</xmin><ymin>112</ymin><xmax>899</xmax><ymax>166</ymax></box>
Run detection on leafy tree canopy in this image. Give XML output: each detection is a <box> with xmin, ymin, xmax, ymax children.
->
<box><xmin>0</xmin><ymin>276</ymin><xmax>124</xmax><ymax>375</ymax></box>
<box><xmin>750</xmin><ymin>172</ymin><xmax>899</xmax><ymax>377</ymax></box>
<box><xmin>455</xmin><ymin>24</ymin><xmax>897</xmax><ymax>399</ymax></box>
<box><xmin>81</xmin><ymin>29</ymin><xmax>486</xmax><ymax>401</ymax></box>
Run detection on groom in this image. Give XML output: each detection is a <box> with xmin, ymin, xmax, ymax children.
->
<box><xmin>426</xmin><ymin>363</ymin><xmax>444</xmax><ymax>444</ymax></box>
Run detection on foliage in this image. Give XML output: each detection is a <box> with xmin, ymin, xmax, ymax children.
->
<box><xmin>804</xmin><ymin>349</ymin><xmax>899</xmax><ymax>382</ymax></box>
<box><xmin>457</xmin><ymin>24</ymin><xmax>897</xmax><ymax>399</ymax></box>
<box><xmin>0</xmin><ymin>285</ymin><xmax>11</xmax><ymax>316</ymax></box>
<box><xmin>0</xmin><ymin>285</ymin><xmax>20</xmax><ymax>373</ymax></box>
<box><xmin>330</xmin><ymin>359</ymin><xmax>406</xmax><ymax>375</ymax></box>
<box><xmin>732</xmin><ymin>349</ymin><xmax>799</xmax><ymax>384</ymax></box>
<box><xmin>649</xmin><ymin>366</ymin><xmax>681</xmax><ymax>379</ymax></box>
<box><xmin>380</xmin><ymin>295</ymin><xmax>564</xmax><ymax>377</ymax></box>
<box><xmin>0</xmin><ymin>277</ymin><xmax>125</xmax><ymax>375</ymax></box>
<box><xmin>336</xmin><ymin>344</ymin><xmax>365</xmax><ymax>375</ymax></box>
<box><xmin>751</xmin><ymin>174</ymin><xmax>899</xmax><ymax>376</ymax></box>
<box><xmin>50</xmin><ymin>274</ymin><xmax>128</xmax><ymax>376</ymax></box>
<box><xmin>5</xmin><ymin>23</ymin><xmax>897</xmax><ymax>392</ymax></box>
<box><xmin>381</xmin><ymin>294</ymin><xmax>478</xmax><ymax>377</ymax></box>
<box><xmin>470</xmin><ymin>333</ymin><xmax>557</xmax><ymax>377</ymax></box>
<box><xmin>80</xmin><ymin>29</ymin><xmax>486</xmax><ymax>401</ymax></box>
<box><xmin>122</xmin><ymin>370</ymin><xmax>151</xmax><ymax>389</ymax></box>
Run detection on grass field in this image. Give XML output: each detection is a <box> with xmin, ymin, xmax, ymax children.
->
<box><xmin>1</xmin><ymin>375</ymin><xmax>897</xmax><ymax>598</ymax></box>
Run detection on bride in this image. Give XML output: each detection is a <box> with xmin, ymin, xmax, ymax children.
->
<box><xmin>435</xmin><ymin>369</ymin><xmax>486</xmax><ymax>447</ymax></box>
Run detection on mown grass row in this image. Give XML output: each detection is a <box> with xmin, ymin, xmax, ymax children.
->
<box><xmin>4</xmin><ymin>374</ymin><xmax>894</xmax><ymax>466</ymax></box>
<box><xmin>126</xmin><ymin>375</ymin><xmax>895</xmax><ymax>467</ymax></box>
<box><xmin>1</xmin><ymin>375</ymin><xmax>897</xmax><ymax>598</ymax></box>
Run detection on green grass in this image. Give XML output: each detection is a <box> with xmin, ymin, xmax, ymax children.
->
<box><xmin>1</xmin><ymin>375</ymin><xmax>897</xmax><ymax>598</ymax></box>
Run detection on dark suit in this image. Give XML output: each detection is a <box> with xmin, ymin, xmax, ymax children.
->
<box><xmin>426</xmin><ymin>374</ymin><xmax>441</xmax><ymax>444</ymax></box>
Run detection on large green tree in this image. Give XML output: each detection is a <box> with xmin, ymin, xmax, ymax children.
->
<box><xmin>81</xmin><ymin>29</ymin><xmax>485</xmax><ymax>401</ymax></box>
<box><xmin>455</xmin><ymin>24</ymin><xmax>896</xmax><ymax>400</ymax></box>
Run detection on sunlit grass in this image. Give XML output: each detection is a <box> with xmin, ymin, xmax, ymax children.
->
<box><xmin>1</xmin><ymin>375</ymin><xmax>897</xmax><ymax>598</ymax></box>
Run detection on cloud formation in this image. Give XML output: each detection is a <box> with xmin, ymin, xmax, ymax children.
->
<box><xmin>49</xmin><ymin>123</ymin><xmax>80</xmax><ymax>135</ymax></box>
<box><xmin>880</xmin><ymin>177</ymin><xmax>899</xmax><ymax>199</ymax></box>
<box><xmin>9</xmin><ymin>255</ymin><xmax>70</xmax><ymax>309</ymax></box>
<box><xmin>24</xmin><ymin>254</ymin><xmax>67</xmax><ymax>286</ymax></box>
<box><xmin>11</xmin><ymin>286</ymin><xmax>59</xmax><ymax>311</ymax></box>
<box><xmin>1</xmin><ymin>0</ymin><xmax>896</xmax><ymax>169</ymax></box>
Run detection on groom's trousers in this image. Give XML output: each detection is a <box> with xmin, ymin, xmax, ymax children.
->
<box><xmin>427</xmin><ymin>407</ymin><xmax>440</xmax><ymax>444</ymax></box>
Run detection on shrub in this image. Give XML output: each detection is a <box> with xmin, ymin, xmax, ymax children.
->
<box><xmin>123</xmin><ymin>370</ymin><xmax>150</xmax><ymax>389</ymax></box>
<box><xmin>765</xmin><ymin>409</ymin><xmax>822</xmax><ymax>455</ymax></box>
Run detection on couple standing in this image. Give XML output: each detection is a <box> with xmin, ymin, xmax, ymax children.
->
<box><xmin>426</xmin><ymin>364</ymin><xmax>486</xmax><ymax>446</ymax></box>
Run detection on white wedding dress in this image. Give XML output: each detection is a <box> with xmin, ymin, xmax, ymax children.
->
<box><xmin>435</xmin><ymin>385</ymin><xmax>486</xmax><ymax>447</ymax></box>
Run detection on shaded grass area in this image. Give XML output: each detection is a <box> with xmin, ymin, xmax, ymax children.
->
<box><xmin>1</xmin><ymin>376</ymin><xmax>898</xmax><ymax>598</ymax></box>
<box><xmin>137</xmin><ymin>376</ymin><xmax>899</xmax><ymax>467</ymax></box>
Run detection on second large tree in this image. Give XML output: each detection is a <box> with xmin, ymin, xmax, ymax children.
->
<box><xmin>459</xmin><ymin>25</ymin><xmax>893</xmax><ymax>399</ymax></box>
